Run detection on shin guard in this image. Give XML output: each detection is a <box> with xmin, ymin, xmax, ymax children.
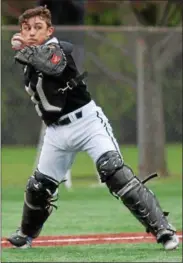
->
<box><xmin>20</xmin><ymin>171</ymin><xmax>59</xmax><ymax>238</ymax></box>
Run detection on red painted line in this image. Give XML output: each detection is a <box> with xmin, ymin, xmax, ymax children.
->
<box><xmin>32</xmin><ymin>238</ymin><xmax>157</xmax><ymax>247</ymax></box>
<box><xmin>2</xmin><ymin>232</ymin><xmax>182</xmax><ymax>248</ymax></box>
<box><xmin>2</xmin><ymin>231</ymin><xmax>182</xmax><ymax>241</ymax></box>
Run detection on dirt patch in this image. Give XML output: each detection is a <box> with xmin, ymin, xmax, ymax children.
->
<box><xmin>2</xmin><ymin>232</ymin><xmax>182</xmax><ymax>248</ymax></box>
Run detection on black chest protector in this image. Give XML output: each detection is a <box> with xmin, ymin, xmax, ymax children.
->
<box><xmin>23</xmin><ymin>41</ymin><xmax>84</xmax><ymax>125</ymax></box>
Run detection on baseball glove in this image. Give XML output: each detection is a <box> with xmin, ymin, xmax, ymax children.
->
<box><xmin>14</xmin><ymin>43</ymin><xmax>67</xmax><ymax>77</ymax></box>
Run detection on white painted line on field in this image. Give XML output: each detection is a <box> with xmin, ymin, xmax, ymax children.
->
<box><xmin>104</xmin><ymin>236</ymin><xmax>152</xmax><ymax>240</ymax></box>
<box><xmin>35</xmin><ymin>238</ymin><xmax>98</xmax><ymax>243</ymax></box>
<box><xmin>2</xmin><ymin>234</ymin><xmax>182</xmax><ymax>244</ymax></box>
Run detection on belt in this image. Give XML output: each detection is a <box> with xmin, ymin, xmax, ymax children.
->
<box><xmin>56</xmin><ymin>111</ymin><xmax>82</xmax><ymax>125</ymax></box>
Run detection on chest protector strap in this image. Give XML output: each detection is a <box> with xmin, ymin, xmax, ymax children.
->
<box><xmin>59</xmin><ymin>71</ymin><xmax>88</xmax><ymax>93</ymax></box>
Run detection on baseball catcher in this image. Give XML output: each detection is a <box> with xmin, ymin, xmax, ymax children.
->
<box><xmin>7</xmin><ymin>6</ymin><xmax>179</xmax><ymax>251</ymax></box>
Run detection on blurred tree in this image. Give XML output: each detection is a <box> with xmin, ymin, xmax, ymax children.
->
<box><xmin>129</xmin><ymin>1</ymin><xmax>182</xmax><ymax>177</ymax></box>
<box><xmin>37</xmin><ymin>0</ymin><xmax>85</xmax><ymax>25</ymax></box>
<box><xmin>131</xmin><ymin>1</ymin><xmax>182</xmax><ymax>26</ymax></box>
<box><xmin>2</xmin><ymin>0</ymin><xmax>37</xmax><ymax>24</ymax></box>
<box><xmin>85</xmin><ymin>1</ymin><xmax>121</xmax><ymax>25</ymax></box>
<box><xmin>2</xmin><ymin>0</ymin><xmax>182</xmax><ymax>148</ymax></box>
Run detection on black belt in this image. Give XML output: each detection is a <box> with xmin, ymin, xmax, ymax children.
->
<box><xmin>56</xmin><ymin>111</ymin><xmax>82</xmax><ymax>125</ymax></box>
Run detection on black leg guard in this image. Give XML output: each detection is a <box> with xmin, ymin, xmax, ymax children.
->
<box><xmin>21</xmin><ymin>170</ymin><xmax>59</xmax><ymax>238</ymax></box>
<box><xmin>21</xmin><ymin>202</ymin><xmax>51</xmax><ymax>238</ymax></box>
<box><xmin>96</xmin><ymin>151</ymin><xmax>176</xmax><ymax>242</ymax></box>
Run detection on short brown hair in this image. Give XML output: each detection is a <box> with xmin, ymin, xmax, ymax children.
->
<box><xmin>19</xmin><ymin>6</ymin><xmax>52</xmax><ymax>27</ymax></box>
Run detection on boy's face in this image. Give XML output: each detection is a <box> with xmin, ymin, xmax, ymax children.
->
<box><xmin>21</xmin><ymin>16</ymin><xmax>54</xmax><ymax>46</ymax></box>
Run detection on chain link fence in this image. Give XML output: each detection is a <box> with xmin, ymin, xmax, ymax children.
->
<box><xmin>2</xmin><ymin>26</ymin><xmax>182</xmax><ymax>147</ymax></box>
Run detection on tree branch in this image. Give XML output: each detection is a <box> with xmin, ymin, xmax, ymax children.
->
<box><xmin>87</xmin><ymin>51</ymin><xmax>136</xmax><ymax>90</ymax></box>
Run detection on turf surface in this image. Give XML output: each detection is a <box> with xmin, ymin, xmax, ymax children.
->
<box><xmin>2</xmin><ymin>243</ymin><xmax>182</xmax><ymax>262</ymax></box>
<box><xmin>1</xmin><ymin>145</ymin><xmax>182</xmax><ymax>262</ymax></box>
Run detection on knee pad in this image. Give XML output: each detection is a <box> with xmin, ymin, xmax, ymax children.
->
<box><xmin>25</xmin><ymin>170</ymin><xmax>59</xmax><ymax>210</ymax></box>
<box><xmin>96</xmin><ymin>151</ymin><xmax>124</xmax><ymax>182</ymax></box>
<box><xmin>96</xmin><ymin>150</ymin><xmax>138</xmax><ymax>196</ymax></box>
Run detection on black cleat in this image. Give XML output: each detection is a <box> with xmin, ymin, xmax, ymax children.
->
<box><xmin>7</xmin><ymin>229</ymin><xmax>32</xmax><ymax>248</ymax></box>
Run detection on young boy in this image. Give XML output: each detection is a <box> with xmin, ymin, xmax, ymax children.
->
<box><xmin>8</xmin><ymin>6</ymin><xmax>179</xmax><ymax>250</ymax></box>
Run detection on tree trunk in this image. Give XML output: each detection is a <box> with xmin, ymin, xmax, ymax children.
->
<box><xmin>153</xmin><ymin>62</ymin><xmax>169</xmax><ymax>176</ymax></box>
<box><xmin>136</xmin><ymin>37</ymin><xmax>158</xmax><ymax>178</ymax></box>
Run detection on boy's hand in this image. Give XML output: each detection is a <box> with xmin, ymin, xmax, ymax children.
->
<box><xmin>11</xmin><ymin>33</ymin><xmax>26</xmax><ymax>50</ymax></box>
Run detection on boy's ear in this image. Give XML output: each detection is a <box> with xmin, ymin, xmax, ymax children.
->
<box><xmin>48</xmin><ymin>26</ymin><xmax>54</xmax><ymax>37</ymax></box>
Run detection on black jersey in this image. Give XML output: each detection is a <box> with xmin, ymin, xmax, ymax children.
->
<box><xmin>23</xmin><ymin>37</ymin><xmax>91</xmax><ymax>125</ymax></box>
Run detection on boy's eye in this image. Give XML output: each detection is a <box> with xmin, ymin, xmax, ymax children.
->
<box><xmin>23</xmin><ymin>26</ymin><xmax>29</xmax><ymax>31</ymax></box>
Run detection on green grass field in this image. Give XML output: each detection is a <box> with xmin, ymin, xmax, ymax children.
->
<box><xmin>1</xmin><ymin>144</ymin><xmax>182</xmax><ymax>262</ymax></box>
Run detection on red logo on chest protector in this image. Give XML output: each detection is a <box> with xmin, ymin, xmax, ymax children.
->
<box><xmin>51</xmin><ymin>54</ymin><xmax>61</xmax><ymax>64</ymax></box>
